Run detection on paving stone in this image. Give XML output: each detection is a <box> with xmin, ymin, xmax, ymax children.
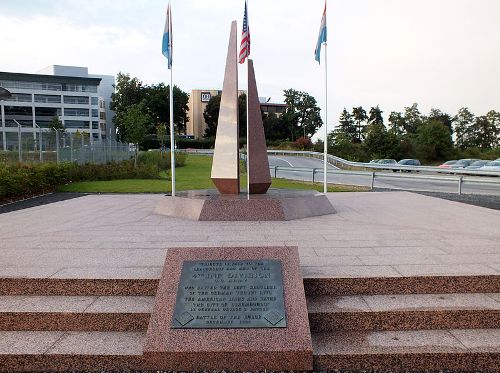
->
<box><xmin>0</xmin><ymin>331</ymin><xmax>65</xmax><ymax>354</ymax></box>
<box><xmin>45</xmin><ymin>331</ymin><xmax>144</xmax><ymax>355</ymax></box>
<box><xmin>86</xmin><ymin>296</ymin><xmax>155</xmax><ymax>313</ymax></box>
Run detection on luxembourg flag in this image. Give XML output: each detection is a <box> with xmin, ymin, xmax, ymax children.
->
<box><xmin>314</xmin><ymin>2</ymin><xmax>327</xmax><ymax>64</ymax></box>
<box><xmin>162</xmin><ymin>2</ymin><xmax>173</xmax><ymax>69</ymax></box>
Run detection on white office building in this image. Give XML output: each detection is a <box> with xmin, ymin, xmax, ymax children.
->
<box><xmin>0</xmin><ymin>65</ymin><xmax>115</xmax><ymax>150</ymax></box>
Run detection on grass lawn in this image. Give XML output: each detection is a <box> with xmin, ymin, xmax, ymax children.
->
<box><xmin>57</xmin><ymin>155</ymin><xmax>369</xmax><ymax>193</ymax></box>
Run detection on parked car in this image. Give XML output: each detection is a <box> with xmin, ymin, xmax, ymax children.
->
<box><xmin>449</xmin><ymin>159</ymin><xmax>481</xmax><ymax>169</ymax></box>
<box><xmin>480</xmin><ymin>161</ymin><xmax>500</xmax><ymax>172</ymax></box>
<box><xmin>396</xmin><ymin>159</ymin><xmax>421</xmax><ymax>172</ymax></box>
<box><xmin>376</xmin><ymin>159</ymin><xmax>398</xmax><ymax>172</ymax></box>
<box><xmin>464</xmin><ymin>160</ymin><xmax>490</xmax><ymax>170</ymax></box>
<box><xmin>369</xmin><ymin>159</ymin><xmax>380</xmax><ymax>164</ymax></box>
<box><xmin>398</xmin><ymin>159</ymin><xmax>421</xmax><ymax>166</ymax></box>
<box><xmin>377</xmin><ymin>159</ymin><xmax>397</xmax><ymax>164</ymax></box>
<box><xmin>438</xmin><ymin>160</ymin><xmax>458</xmax><ymax>169</ymax></box>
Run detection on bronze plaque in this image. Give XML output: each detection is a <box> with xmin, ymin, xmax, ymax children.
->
<box><xmin>172</xmin><ymin>260</ymin><xmax>286</xmax><ymax>328</ymax></box>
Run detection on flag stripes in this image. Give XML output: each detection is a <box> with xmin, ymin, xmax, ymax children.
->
<box><xmin>239</xmin><ymin>0</ymin><xmax>250</xmax><ymax>64</ymax></box>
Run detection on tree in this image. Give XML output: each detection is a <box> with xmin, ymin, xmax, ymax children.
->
<box><xmin>403</xmin><ymin>103</ymin><xmax>422</xmax><ymax>134</ymax></box>
<box><xmin>111</xmin><ymin>73</ymin><xmax>145</xmax><ymax>141</ymax></box>
<box><xmin>468</xmin><ymin>112</ymin><xmax>500</xmax><ymax>149</ymax></box>
<box><xmin>388</xmin><ymin>111</ymin><xmax>405</xmax><ymax>138</ymax></box>
<box><xmin>368</xmin><ymin>106</ymin><xmax>384</xmax><ymax>126</ymax></box>
<box><xmin>364</xmin><ymin>123</ymin><xmax>400</xmax><ymax>159</ymax></box>
<box><xmin>203</xmin><ymin>94</ymin><xmax>221</xmax><ymax>138</ymax></box>
<box><xmin>454</xmin><ymin>107</ymin><xmax>475</xmax><ymax>149</ymax></box>
<box><xmin>143</xmin><ymin>83</ymin><xmax>190</xmax><ymax>135</ymax></box>
<box><xmin>413</xmin><ymin>120</ymin><xmax>452</xmax><ymax>161</ymax></box>
<box><xmin>283</xmin><ymin>89</ymin><xmax>323</xmax><ymax>140</ymax></box>
<box><xmin>111</xmin><ymin>72</ymin><xmax>189</xmax><ymax>147</ymax></box>
<box><xmin>123</xmin><ymin>103</ymin><xmax>151</xmax><ymax>166</ymax></box>
<box><xmin>263</xmin><ymin>112</ymin><xmax>287</xmax><ymax>142</ymax></box>
<box><xmin>49</xmin><ymin>116</ymin><xmax>65</xmax><ymax>132</ymax></box>
<box><xmin>352</xmin><ymin>106</ymin><xmax>368</xmax><ymax>143</ymax></box>
<box><xmin>336</xmin><ymin>108</ymin><xmax>357</xmax><ymax>142</ymax></box>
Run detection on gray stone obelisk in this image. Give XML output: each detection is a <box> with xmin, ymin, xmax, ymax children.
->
<box><xmin>211</xmin><ymin>21</ymin><xmax>240</xmax><ymax>194</ymax></box>
<box><xmin>247</xmin><ymin>59</ymin><xmax>271</xmax><ymax>194</ymax></box>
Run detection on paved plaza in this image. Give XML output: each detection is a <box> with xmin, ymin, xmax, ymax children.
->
<box><xmin>1</xmin><ymin>191</ymin><xmax>499</xmax><ymax>280</ymax></box>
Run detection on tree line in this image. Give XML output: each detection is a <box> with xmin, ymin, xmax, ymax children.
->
<box><xmin>110</xmin><ymin>72</ymin><xmax>190</xmax><ymax>151</ymax></box>
<box><xmin>326</xmin><ymin>104</ymin><xmax>500</xmax><ymax>163</ymax></box>
<box><xmin>202</xmin><ymin>88</ymin><xmax>323</xmax><ymax>143</ymax></box>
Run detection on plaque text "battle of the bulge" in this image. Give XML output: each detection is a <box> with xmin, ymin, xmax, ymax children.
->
<box><xmin>171</xmin><ymin>259</ymin><xmax>286</xmax><ymax>328</ymax></box>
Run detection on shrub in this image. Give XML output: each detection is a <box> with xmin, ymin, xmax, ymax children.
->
<box><xmin>292</xmin><ymin>137</ymin><xmax>313</xmax><ymax>150</ymax></box>
<box><xmin>137</xmin><ymin>151</ymin><xmax>187</xmax><ymax>172</ymax></box>
<box><xmin>0</xmin><ymin>160</ymin><xmax>160</xmax><ymax>204</ymax></box>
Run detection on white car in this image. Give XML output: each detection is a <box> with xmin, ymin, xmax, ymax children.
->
<box><xmin>480</xmin><ymin>161</ymin><xmax>500</xmax><ymax>172</ymax></box>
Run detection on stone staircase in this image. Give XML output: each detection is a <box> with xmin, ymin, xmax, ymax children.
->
<box><xmin>0</xmin><ymin>275</ymin><xmax>499</xmax><ymax>372</ymax></box>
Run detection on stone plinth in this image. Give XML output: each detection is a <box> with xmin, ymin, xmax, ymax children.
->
<box><xmin>143</xmin><ymin>246</ymin><xmax>313</xmax><ymax>372</ymax></box>
<box><xmin>154</xmin><ymin>188</ymin><xmax>336</xmax><ymax>221</ymax></box>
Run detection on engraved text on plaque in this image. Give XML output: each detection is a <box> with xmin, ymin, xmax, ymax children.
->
<box><xmin>171</xmin><ymin>260</ymin><xmax>286</xmax><ymax>328</ymax></box>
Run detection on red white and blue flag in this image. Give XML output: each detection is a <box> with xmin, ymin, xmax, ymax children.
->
<box><xmin>239</xmin><ymin>0</ymin><xmax>250</xmax><ymax>64</ymax></box>
<box><xmin>315</xmin><ymin>2</ymin><xmax>327</xmax><ymax>63</ymax></box>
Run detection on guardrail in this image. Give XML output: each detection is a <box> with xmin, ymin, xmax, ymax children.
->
<box><xmin>179</xmin><ymin>148</ymin><xmax>500</xmax><ymax>177</ymax></box>
<box><xmin>266</xmin><ymin>149</ymin><xmax>500</xmax><ymax>177</ymax></box>
<box><xmin>268</xmin><ymin>165</ymin><xmax>500</xmax><ymax>195</ymax></box>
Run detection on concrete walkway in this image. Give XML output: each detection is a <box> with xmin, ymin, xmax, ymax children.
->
<box><xmin>0</xmin><ymin>192</ymin><xmax>499</xmax><ymax>280</ymax></box>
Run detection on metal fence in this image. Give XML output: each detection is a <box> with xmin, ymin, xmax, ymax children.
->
<box><xmin>1</xmin><ymin>124</ymin><xmax>132</xmax><ymax>164</ymax></box>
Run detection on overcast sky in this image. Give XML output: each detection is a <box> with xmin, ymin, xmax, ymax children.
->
<box><xmin>1</xmin><ymin>0</ymin><xmax>499</xmax><ymax>139</ymax></box>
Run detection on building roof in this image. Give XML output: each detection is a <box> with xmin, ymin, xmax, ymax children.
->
<box><xmin>0</xmin><ymin>71</ymin><xmax>102</xmax><ymax>85</ymax></box>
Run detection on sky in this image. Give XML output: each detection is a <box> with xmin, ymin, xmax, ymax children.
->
<box><xmin>1</xmin><ymin>0</ymin><xmax>499</xmax><ymax>139</ymax></box>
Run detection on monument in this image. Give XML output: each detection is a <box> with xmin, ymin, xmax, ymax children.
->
<box><xmin>143</xmin><ymin>246</ymin><xmax>313</xmax><ymax>371</ymax></box>
<box><xmin>155</xmin><ymin>21</ymin><xmax>335</xmax><ymax>221</ymax></box>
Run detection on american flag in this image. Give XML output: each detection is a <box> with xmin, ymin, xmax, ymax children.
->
<box><xmin>239</xmin><ymin>0</ymin><xmax>250</xmax><ymax>64</ymax></box>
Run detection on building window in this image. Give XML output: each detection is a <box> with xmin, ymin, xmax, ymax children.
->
<box><xmin>65</xmin><ymin>120</ymin><xmax>89</xmax><ymax>129</ymax></box>
<box><xmin>35</xmin><ymin>107</ymin><xmax>61</xmax><ymax>117</ymax></box>
<box><xmin>4</xmin><ymin>106</ymin><xmax>32</xmax><ymax>116</ymax></box>
<box><xmin>91</xmin><ymin>97</ymin><xmax>98</xmax><ymax>105</ymax></box>
<box><xmin>34</xmin><ymin>94</ymin><xmax>61</xmax><ymax>103</ymax></box>
<box><xmin>92</xmin><ymin>109</ymin><xmax>98</xmax><ymax>118</ymax></box>
<box><xmin>99</xmin><ymin>112</ymin><xmax>106</xmax><ymax>120</ymax></box>
<box><xmin>64</xmin><ymin>96</ymin><xmax>89</xmax><ymax>105</ymax></box>
<box><xmin>92</xmin><ymin>121</ymin><xmax>99</xmax><ymax>129</ymax></box>
<box><xmin>64</xmin><ymin>108</ymin><xmax>89</xmax><ymax>117</ymax></box>
<box><xmin>5</xmin><ymin>93</ymin><xmax>32</xmax><ymax>102</ymax></box>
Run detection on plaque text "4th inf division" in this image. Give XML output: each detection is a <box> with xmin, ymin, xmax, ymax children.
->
<box><xmin>172</xmin><ymin>260</ymin><xmax>287</xmax><ymax>328</ymax></box>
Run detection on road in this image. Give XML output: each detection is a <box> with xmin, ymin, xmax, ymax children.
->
<box><xmin>268</xmin><ymin>155</ymin><xmax>500</xmax><ymax>196</ymax></box>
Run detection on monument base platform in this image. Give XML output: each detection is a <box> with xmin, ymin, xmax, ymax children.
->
<box><xmin>143</xmin><ymin>246</ymin><xmax>313</xmax><ymax>372</ymax></box>
<box><xmin>155</xmin><ymin>188</ymin><xmax>336</xmax><ymax>221</ymax></box>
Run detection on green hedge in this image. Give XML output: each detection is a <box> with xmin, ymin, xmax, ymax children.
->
<box><xmin>0</xmin><ymin>160</ymin><xmax>159</xmax><ymax>204</ymax></box>
<box><xmin>137</xmin><ymin>151</ymin><xmax>187</xmax><ymax>172</ymax></box>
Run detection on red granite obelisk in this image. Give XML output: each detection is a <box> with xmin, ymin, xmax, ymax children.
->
<box><xmin>247</xmin><ymin>59</ymin><xmax>271</xmax><ymax>194</ymax></box>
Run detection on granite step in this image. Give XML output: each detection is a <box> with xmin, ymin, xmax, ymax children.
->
<box><xmin>312</xmin><ymin>328</ymin><xmax>500</xmax><ymax>372</ymax></box>
<box><xmin>307</xmin><ymin>293</ymin><xmax>500</xmax><ymax>331</ymax></box>
<box><xmin>1</xmin><ymin>274</ymin><xmax>499</xmax><ymax>296</ymax></box>
<box><xmin>303</xmin><ymin>274</ymin><xmax>500</xmax><ymax>296</ymax></box>
<box><xmin>1</xmin><ymin>329</ymin><xmax>499</xmax><ymax>372</ymax></box>
<box><xmin>0</xmin><ymin>278</ymin><xmax>158</xmax><ymax>296</ymax></box>
<box><xmin>0</xmin><ymin>296</ymin><xmax>154</xmax><ymax>331</ymax></box>
<box><xmin>0</xmin><ymin>331</ymin><xmax>144</xmax><ymax>372</ymax></box>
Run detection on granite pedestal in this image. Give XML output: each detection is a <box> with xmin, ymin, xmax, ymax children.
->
<box><xmin>143</xmin><ymin>246</ymin><xmax>313</xmax><ymax>372</ymax></box>
<box><xmin>155</xmin><ymin>188</ymin><xmax>336</xmax><ymax>221</ymax></box>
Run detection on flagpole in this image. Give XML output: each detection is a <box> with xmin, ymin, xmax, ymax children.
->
<box><xmin>323</xmin><ymin>42</ymin><xmax>328</xmax><ymax>194</ymax></box>
<box><xmin>246</xmin><ymin>59</ymin><xmax>250</xmax><ymax>199</ymax></box>
<box><xmin>170</xmin><ymin>66</ymin><xmax>175</xmax><ymax>197</ymax></box>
